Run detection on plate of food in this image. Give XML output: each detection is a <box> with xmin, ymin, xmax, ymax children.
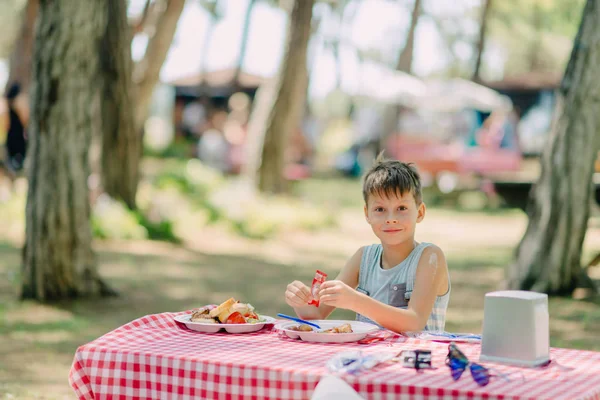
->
<box><xmin>274</xmin><ymin>320</ymin><xmax>380</xmax><ymax>343</ymax></box>
<box><xmin>175</xmin><ymin>298</ymin><xmax>276</xmax><ymax>334</ymax></box>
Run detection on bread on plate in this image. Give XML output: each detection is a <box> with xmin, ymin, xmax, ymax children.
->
<box><xmin>209</xmin><ymin>297</ymin><xmax>237</xmax><ymax>322</ymax></box>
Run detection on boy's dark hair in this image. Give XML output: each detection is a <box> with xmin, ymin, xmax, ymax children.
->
<box><xmin>362</xmin><ymin>154</ymin><xmax>422</xmax><ymax>205</ymax></box>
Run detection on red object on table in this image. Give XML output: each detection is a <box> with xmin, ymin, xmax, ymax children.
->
<box><xmin>69</xmin><ymin>312</ymin><xmax>600</xmax><ymax>400</ymax></box>
<box><xmin>308</xmin><ymin>270</ymin><xmax>327</xmax><ymax>307</ymax></box>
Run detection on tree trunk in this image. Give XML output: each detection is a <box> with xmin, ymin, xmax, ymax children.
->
<box><xmin>22</xmin><ymin>0</ymin><xmax>114</xmax><ymax>301</ymax></box>
<box><xmin>100</xmin><ymin>0</ymin><xmax>139</xmax><ymax>210</ymax></box>
<box><xmin>5</xmin><ymin>0</ymin><xmax>38</xmax><ymax>93</ymax></box>
<box><xmin>507</xmin><ymin>0</ymin><xmax>600</xmax><ymax>295</ymax></box>
<box><xmin>100</xmin><ymin>0</ymin><xmax>184</xmax><ymax>209</ymax></box>
<box><xmin>325</xmin><ymin>0</ymin><xmax>347</xmax><ymax>90</ymax></box>
<box><xmin>396</xmin><ymin>0</ymin><xmax>420</xmax><ymax>74</ymax></box>
<box><xmin>256</xmin><ymin>0</ymin><xmax>314</xmax><ymax>194</ymax></box>
<box><xmin>380</xmin><ymin>0</ymin><xmax>421</xmax><ymax>153</ymax></box>
<box><xmin>529</xmin><ymin>0</ymin><xmax>544</xmax><ymax>71</ymax></box>
<box><xmin>233</xmin><ymin>0</ymin><xmax>255</xmax><ymax>88</ymax></box>
<box><xmin>472</xmin><ymin>0</ymin><xmax>491</xmax><ymax>81</ymax></box>
<box><xmin>133</xmin><ymin>0</ymin><xmax>186</xmax><ymax>132</ymax></box>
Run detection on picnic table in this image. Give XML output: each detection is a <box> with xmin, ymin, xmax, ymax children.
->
<box><xmin>69</xmin><ymin>311</ymin><xmax>600</xmax><ymax>400</ymax></box>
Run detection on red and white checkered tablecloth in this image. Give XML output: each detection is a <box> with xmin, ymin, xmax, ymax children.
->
<box><xmin>69</xmin><ymin>311</ymin><xmax>600</xmax><ymax>400</ymax></box>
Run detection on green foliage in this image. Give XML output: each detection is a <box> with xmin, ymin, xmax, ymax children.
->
<box><xmin>223</xmin><ymin>193</ymin><xmax>337</xmax><ymax>240</ymax></box>
<box><xmin>426</xmin><ymin>0</ymin><xmax>584</xmax><ymax>78</ymax></box>
<box><xmin>141</xmin><ymin>158</ymin><xmax>341</xmax><ymax>240</ymax></box>
<box><xmin>135</xmin><ymin>159</ymin><xmax>228</xmax><ymax>240</ymax></box>
<box><xmin>91</xmin><ymin>195</ymin><xmax>181</xmax><ymax>243</ymax></box>
<box><xmin>91</xmin><ymin>195</ymin><xmax>148</xmax><ymax>240</ymax></box>
<box><xmin>231</xmin><ymin>217</ymin><xmax>279</xmax><ymax>240</ymax></box>
<box><xmin>154</xmin><ymin>171</ymin><xmax>198</xmax><ymax>195</ymax></box>
<box><xmin>492</xmin><ymin>0</ymin><xmax>585</xmax><ymax>38</ymax></box>
<box><xmin>90</xmin><ymin>156</ymin><xmax>341</xmax><ymax>242</ymax></box>
<box><xmin>487</xmin><ymin>0</ymin><xmax>585</xmax><ymax>76</ymax></box>
<box><xmin>197</xmin><ymin>198</ymin><xmax>224</xmax><ymax>223</ymax></box>
<box><xmin>152</xmin><ymin>158</ymin><xmax>223</xmax><ymax>197</ymax></box>
<box><xmin>146</xmin><ymin>159</ymin><xmax>224</xmax><ymax>222</ymax></box>
<box><xmin>134</xmin><ymin>210</ymin><xmax>180</xmax><ymax>243</ymax></box>
<box><xmin>143</xmin><ymin>140</ymin><xmax>194</xmax><ymax>159</ymax></box>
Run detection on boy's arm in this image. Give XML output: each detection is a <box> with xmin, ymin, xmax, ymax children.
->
<box><xmin>291</xmin><ymin>247</ymin><xmax>363</xmax><ymax>320</ymax></box>
<box><xmin>350</xmin><ymin>245</ymin><xmax>448</xmax><ymax>333</ymax></box>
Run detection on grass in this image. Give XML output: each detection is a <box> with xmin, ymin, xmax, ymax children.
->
<box><xmin>1</xmin><ymin>176</ymin><xmax>600</xmax><ymax>399</ymax></box>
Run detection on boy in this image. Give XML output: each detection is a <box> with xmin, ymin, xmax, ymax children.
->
<box><xmin>285</xmin><ymin>156</ymin><xmax>450</xmax><ymax>333</ymax></box>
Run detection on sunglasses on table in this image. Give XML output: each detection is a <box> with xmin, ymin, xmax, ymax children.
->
<box><xmin>445</xmin><ymin>342</ymin><xmax>525</xmax><ymax>386</ymax></box>
<box><xmin>398</xmin><ymin>349</ymin><xmax>434</xmax><ymax>370</ymax></box>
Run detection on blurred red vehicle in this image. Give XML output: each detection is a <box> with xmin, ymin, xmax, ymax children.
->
<box><xmin>384</xmin><ymin>106</ymin><xmax>522</xmax><ymax>191</ymax></box>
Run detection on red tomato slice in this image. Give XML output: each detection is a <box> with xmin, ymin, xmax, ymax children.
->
<box><xmin>225</xmin><ymin>312</ymin><xmax>246</xmax><ymax>324</ymax></box>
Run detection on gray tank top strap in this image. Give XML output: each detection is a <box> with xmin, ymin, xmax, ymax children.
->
<box><xmin>405</xmin><ymin>242</ymin><xmax>433</xmax><ymax>292</ymax></box>
<box><xmin>358</xmin><ymin>244</ymin><xmax>381</xmax><ymax>290</ymax></box>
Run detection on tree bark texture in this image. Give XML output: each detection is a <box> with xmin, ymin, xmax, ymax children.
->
<box><xmin>472</xmin><ymin>0</ymin><xmax>491</xmax><ymax>81</ymax></box>
<box><xmin>242</xmin><ymin>77</ymin><xmax>278</xmax><ymax>186</ymax></box>
<box><xmin>529</xmin><ymin>0</ymin><xmax>544</xmax><ymax>71</ymax></box>
<box><xmin>233</xmin><ymin>0</ymin><xmax>255</xmax><ymax>88</ymax></box>
<box><xmin>5</xmin><ymin>0</ymin><xmax>39</xmax><ymax>93</ymax></box>
<box><xmin>380</xmin><ymin>0</ymin><xmax>421</xmax><ymax>152</ymax></box>
<box><xmin>507</xmin><ymin>0</ymin><xmax>600</xmax><ymax>295</ymax></box>
<box><xmin>396</xmin><ymin>0</ymin><xmax>420</xmax><ymax>74</ymax></box>
<box><xmin>257</xmin><ymin>0</ymin><xmax>314</xmax><ymax>194</ymax></box>
<box><xmin>133</xmin><ymin>0</ymin><xmax>185</xmax><ymax>131</ymax></box>
<box><xmin>100</xmin><ymin>0</ymin><xmax>139</xmax><ymax>210</ymax></box>
<box><xmin>22</xmin><ymin>0</ymin><xmax>112</xmax><ymax>301</ymax></box>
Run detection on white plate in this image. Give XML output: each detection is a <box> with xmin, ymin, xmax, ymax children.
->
<box><xmin>274</xmin><ymin>320</ymin><xmax>380</xmax><ymax>343</ymax></box>
<box><xmin>175</xmin><ymin>314</ymin><xmax>276</xmax><ymax>333</ymax></box>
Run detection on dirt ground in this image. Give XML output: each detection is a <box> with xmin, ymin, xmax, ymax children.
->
<box><xmin>1</xmin><ymin>204</ymin><xmax>600</xmax><ymax>399</ymax></box>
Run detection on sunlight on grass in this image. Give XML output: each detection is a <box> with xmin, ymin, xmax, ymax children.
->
<box><xmin>0</xmin><ymin>190</ymin><xmax>26</xmax><ymax>243</ymax></box>
<box><xmin>3</xmin><ymin>302</ymin><xmax>74</xmax><ymax>325</ymax></box>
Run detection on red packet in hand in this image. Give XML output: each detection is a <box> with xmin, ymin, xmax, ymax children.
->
<box><xmin>308</xmin><ymin>270</ymin><xmax>327</xmax><ymax>306</ymax></box>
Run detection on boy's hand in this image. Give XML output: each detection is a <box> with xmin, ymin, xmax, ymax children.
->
<box><xmin>285</xmin><ymin>281</ymin><xmax>312</xmax><ymax>308</ymax></box>
<box><xmin>318</xmin><ymin>280</ymin><xmax>358</xmax><ymax>310</ymax></box>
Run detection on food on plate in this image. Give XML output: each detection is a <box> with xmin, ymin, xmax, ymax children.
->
<box><xmin>288</xmin><ymin>324</ymin><xmax>314</xmax><ymax>332</ymax></box>
<box><xmin>190</xmin><ymin>306</ymin><xmax>217</xmax><ymax>323</ymax></box>
<box><xmin>321</xmin><ymin>323</ymin><xmax>353</xmax><ymax>334</ymax></box>
<box><xmin>209</xmin><ymin>297</ymin><xmax>238</xmax><ymax>322</ymax></box>
<box><xmin>191</xmin><ymin>298</ymin><xmax>263</xmax><ymax>324</ymax></box>
<box><xmin>286</xmin><ymin>323</ymin><xmax>354</xmax><ymax>333</ymax></box>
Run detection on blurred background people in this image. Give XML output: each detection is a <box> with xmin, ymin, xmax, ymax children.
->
<box><xmin>3</xmin><ymin>82</ymin><xmax>28</xmax><ymax>176</ymax></box>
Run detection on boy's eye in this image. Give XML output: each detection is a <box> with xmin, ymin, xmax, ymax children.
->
<box><xmin>375</xmin><ymin>207</ymin><xmax>384</xmax><ymax>212</ymax></box>
<box><xmin>398</xmin><ymin>206</ymin><xmax>407</xmax><ymax>211</ymax></box>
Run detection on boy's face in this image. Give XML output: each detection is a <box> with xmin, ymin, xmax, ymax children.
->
<box><xmin>363</xmin><ymin>190</ymin><xmax>425</xmax><ymax>246</ymax></box>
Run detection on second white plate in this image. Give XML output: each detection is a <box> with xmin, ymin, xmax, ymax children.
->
<box><xmin>275</xmin><ymin>320</ymin><xmax>380</xmax><ymax>343</ymax></box>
